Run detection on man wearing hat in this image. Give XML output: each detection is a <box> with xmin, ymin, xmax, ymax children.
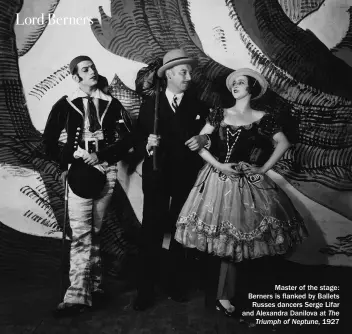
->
<box><xmin>43</xmin><ymin>55</ymin><xmax>133</xmax><ymax>316</ymax></box>
<box><xmin>133</xmin><ymin>49</ymin><xmax>211</xmax><ymax>310</ymax></box>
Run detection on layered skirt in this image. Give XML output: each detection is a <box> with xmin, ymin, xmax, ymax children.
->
<box><xmin>175</xmin><ymin>162</ymin><xmax>308</xmax><ymax>262</ymax></box>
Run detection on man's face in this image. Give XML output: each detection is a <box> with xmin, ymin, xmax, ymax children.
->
<box><xmin>74</xmin><ymin>60</ymin><xmax>98</xmax><ymax>87</ymax></box>
<box><xmin>166</xmin><ymin>64</ymin><xmax>192</xmax><ymax>93</ymax></box>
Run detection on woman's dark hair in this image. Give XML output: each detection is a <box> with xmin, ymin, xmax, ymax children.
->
<box><xmin>218</xmin><ymin>73</ymin><xmax>264</xmax><ymax>108</ymax></box>
<box><xmin>245</xmin><ymin>75</ymin><xmax>262</xmax><ymax>99</ymax></box>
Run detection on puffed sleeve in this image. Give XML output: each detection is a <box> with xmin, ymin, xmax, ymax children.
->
<box><xmin>206</xmin><ymin>106</ymin><xmax>223</xmax><ymax>129</ymax></box>
<box><xmin>258</xmin><ymin>114</ymin><xmax>282</xmax><ymax>138</ymax></box>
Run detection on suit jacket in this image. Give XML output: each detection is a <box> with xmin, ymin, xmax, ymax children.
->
<box><xmin>135</xmin><ymin>90</ymin><xmax>209</xmax><ymax>193</ymax></box>
<box><xmin>42</xmin><ymin>94</ymin><xmax>133</xmax><ymax>171</ymax></box>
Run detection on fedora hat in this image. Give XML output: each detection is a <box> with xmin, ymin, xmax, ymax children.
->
<box><xmin>157</xmin><ymin>49</ymin><xmax>197</xmax><ymax>77</ymax></box>
<box><xmin>226</xmin><ymin>68</ymin><xmax>268</xmax><ymax>100</ymax></box>
<box><xmin>67</xmin><ymin>159</ymin><xmax>106</xmax><ymax>199</ymax></box>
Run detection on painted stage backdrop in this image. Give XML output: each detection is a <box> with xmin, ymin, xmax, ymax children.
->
<box><xmin>0</xmin><ymin>0</ymin><xmax>351</xmax><ymax>271</ymax></box>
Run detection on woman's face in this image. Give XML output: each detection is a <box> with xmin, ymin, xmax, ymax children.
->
<box><xmin>229</xmin><ymin>75</ymin><xmax>250</xmax><ymax>100</ymax></box>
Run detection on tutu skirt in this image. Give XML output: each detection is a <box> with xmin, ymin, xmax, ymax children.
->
<box><xmin>175</xmin><ymin>162</ymin><xmax>308</xmax><ymax>262</ymax></box>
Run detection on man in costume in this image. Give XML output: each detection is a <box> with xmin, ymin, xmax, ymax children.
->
<box><xmin>133</xmin><ymin>49</ymin><xmax>211</xmax><ymax>311</ymax></box>
<box><xmin>43</xmin><ymin>55</ymin><xmax>133</xmax><ymax>316</ymax></box>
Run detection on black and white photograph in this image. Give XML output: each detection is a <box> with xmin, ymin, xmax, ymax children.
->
<box><xmin>0</xmin><ymin>0</ymin><xmax>351</xmax><ymax>333</ymax></box>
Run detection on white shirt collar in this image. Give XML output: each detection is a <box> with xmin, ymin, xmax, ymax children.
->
<box><xmin>165</xmin><ymin>88</ymin><xmax>184</xmax><ymax>111</ymax></box>
<box><xmin>70</xmin><ymin>87</ymin><xmax>112</xmax><ymax>102</ymax></box>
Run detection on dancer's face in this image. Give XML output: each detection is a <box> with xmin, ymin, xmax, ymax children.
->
<box><xmin>229</xmin><ymin>75</ymin><xmax>250</xmax><ymax>100</ymax></box>
<box><xmin>74</xmin><ymin>60</ymin><xmax>98</xmax><ymax>88</ymax></box>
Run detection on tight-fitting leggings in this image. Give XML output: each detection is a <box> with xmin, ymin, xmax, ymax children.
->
<box><xmin>216</xmin><ymin>256</ymin><xmax>283</xmax><ymax>309</ymax></box>
<box><xmin>217</xmin><ymin>260</ymin><xmax>236</xmax><ymax>300</ymax></box>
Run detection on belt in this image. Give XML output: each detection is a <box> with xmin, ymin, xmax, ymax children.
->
<box><xmin>80</xmin><ymin>138</ymin><xmax>106</xmax><ymax>153</ymax></box>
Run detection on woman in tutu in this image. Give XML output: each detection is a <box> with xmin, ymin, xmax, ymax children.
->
<box><xmin>174</xmin><ymin>68</ymin><xmax>308</xmax><ymax>322</ymax></box>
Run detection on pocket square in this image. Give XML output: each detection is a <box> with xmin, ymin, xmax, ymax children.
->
<box><xmin>195</xmin><ymin>115</ymin><xmax>200</xmax><ymax>120</ymax></box>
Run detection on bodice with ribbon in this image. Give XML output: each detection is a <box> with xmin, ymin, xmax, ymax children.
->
<box><xmin>208</xmin><ymin>110</ymin><xmax>282</xmax><ymax>167</ymax></box>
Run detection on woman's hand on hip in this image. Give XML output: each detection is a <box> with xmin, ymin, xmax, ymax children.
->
<box><xmin>249</xmin><ymin>166</ymin><xmax>266</xmax><ymax>175</ymax></box>
<box><xmin>217</xmin><ymin>163</ymin><xmax>240</xmax><ymax>176</ymax></box>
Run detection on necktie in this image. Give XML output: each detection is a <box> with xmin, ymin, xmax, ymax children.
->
<box><xmin>172</xmin><ymin>95</ymin><xmax>178</xmax><ymax>112</ymax></box>
<box><xmin>86</xmin><ymin>96</ymin><xmax>101</xmax><ymax>132</ymax></box>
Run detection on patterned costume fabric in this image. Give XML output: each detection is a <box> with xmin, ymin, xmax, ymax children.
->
<box><xmin>175</xmin><ymin>108</ymin><xmax>308</xmax><ymax>261</ymax></box>
<box><xmin>42</xmin><ymin>88</ymin><xmax>133</xmax><ymax>306</ymax></box>
<box><xmin>64</xmin><ymin>165</ymin><xmax>118</xmax><ymax>306</ymax></box>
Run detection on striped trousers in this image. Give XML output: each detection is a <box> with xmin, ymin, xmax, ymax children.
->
<box><xmin>63</xmin><ymin>164</ymin><xmax>118</xmax><ymax>306</ymax></box>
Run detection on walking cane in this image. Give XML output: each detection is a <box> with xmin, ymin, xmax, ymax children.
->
<box><xmin>153</xmin><ymin>77</ymin><xmax>160</xmax><ymax>171</ymax></box>
<box><xmin>59</xmin><ymin>175</ymin><xmax>69</xmax><ymax>300</ymax></box>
